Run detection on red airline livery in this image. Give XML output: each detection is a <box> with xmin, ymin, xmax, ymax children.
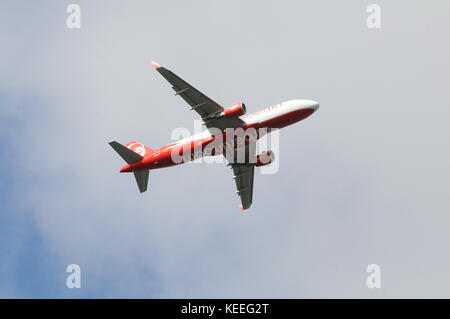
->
<box><xmin>110</xmin><ymin>60</ymin><xmax>319</xmax><ymax>210</ymax></box>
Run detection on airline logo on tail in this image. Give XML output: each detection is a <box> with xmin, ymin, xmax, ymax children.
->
<box><xmin>126</xmin><ymin>141</ymin><xmax>150</xmax><ymax>156</ymax></box>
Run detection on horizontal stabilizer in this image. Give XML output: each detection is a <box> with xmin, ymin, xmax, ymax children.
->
<box><xmin>133</xmin><ymin>170</ymin><xmax>149</xmax><ymax>193</ymax></box>
<box><xmin>109</xmin><ymin>141</ymin><xmax>143</xmax><ymax>164</ymax></box>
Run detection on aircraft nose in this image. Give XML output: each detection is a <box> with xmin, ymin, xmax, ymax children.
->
<box><xmin>302</xmin><ymin>100</ymin><xmax>320</xmax><ymax>111</ymax></box>
<box><xmin>311</xmin><ymin>101</ymin><xmax>320</xmax><ymax>111</ymax></box>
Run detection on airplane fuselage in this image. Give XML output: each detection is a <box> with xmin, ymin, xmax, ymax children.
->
<box><xmin>120</xmin><ymin>99</ymin><xmax>319</xmax><ymax>173</ymax></box>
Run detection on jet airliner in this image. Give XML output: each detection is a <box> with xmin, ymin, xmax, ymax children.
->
<box><xmin>109</xmin><ymin>60</ymin><xmax>319</xmax><ymax>210</ymax></box>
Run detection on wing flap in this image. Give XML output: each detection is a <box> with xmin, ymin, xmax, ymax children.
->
<box><xmin>231</xmin><ymin>164</ymin><xmax>255</xmax><ymax>210</ymax></box>
<box><xmin>228</xmin><ymin>142</ymin><xmax>256</xmax><ymax>210</ymax></box>
<box><xmin>155</xmin><ymin>66</ymin><xmax>223</xmax><ymax>118</ymax></box>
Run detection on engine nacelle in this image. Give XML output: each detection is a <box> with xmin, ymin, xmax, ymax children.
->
<box><xmin>254</xmin><ymin>151</ymin><xmax>275</xmax><ymax>167</ymax></box>
<box><xmin>223</xmin><ymin>102</ymin><xmax>246</xmax><ymax>119</ymax></box>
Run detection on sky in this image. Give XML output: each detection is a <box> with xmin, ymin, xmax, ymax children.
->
<box><xmin>1</xmin><ymin>0</ymin><xmax>450</xmax><ymax>298</ymax></box>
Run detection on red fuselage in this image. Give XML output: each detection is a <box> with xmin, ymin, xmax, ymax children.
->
<box><xmin>120</xmin><ymin>99</ymin><xmax>319</xmax><ymax>172</ymax></box>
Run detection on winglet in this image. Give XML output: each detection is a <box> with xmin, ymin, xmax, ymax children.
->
<box><xmin>149</xmin><ymin>59</ymin><xmax>160</xmax><ymax>68</ymax></box>
<box><xmin>238</xmin><ymin>204</ymin><xmax>244</xmax><ymax>211</ymax></box>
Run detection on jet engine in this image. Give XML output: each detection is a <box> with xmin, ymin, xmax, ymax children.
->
<box><xmin>222</xmin><ymin>102</ymin><xmax>246</xmax><ymax>119</ymax></box>
<box><xmin>254</xmin><ymin>151</ymin><xmax>275</xmax><ymax>167</ymax></box>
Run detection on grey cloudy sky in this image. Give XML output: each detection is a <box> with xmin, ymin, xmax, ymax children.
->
<box><xmin>1</xmin><ymin>0</ymin><xmax>450</xmax><ymax>298</ymax></box>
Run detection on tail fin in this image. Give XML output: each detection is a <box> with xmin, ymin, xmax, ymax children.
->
<box><xmin>125</xmin><ymin>141</ymin><xmax>154</xmax><ymax>157</ymax></box>
<box><xmin>109</xmin><ymin>141</ymin><xmax>150</xmax><ymax>193</ymax></box>
<box><xmin>133</xmin><ymin>170</ymin><xmax>149</xmax><ymax>193</ymax></box>
<box><xmin>109</xmin><ymin>141</ymin><xmax>143</xmax><ymax>164</ymax></box>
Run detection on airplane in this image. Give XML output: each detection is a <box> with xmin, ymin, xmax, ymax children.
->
<box><xmin>109</xmin><ymin>60</ymin><xmax>319</xmax><ymax>210</ymax></box>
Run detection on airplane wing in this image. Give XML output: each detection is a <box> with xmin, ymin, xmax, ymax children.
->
<box><xmin>231</xmin><ymin>163</ymin><xmax>255</xmax><ymax>210</ymax></box>
<box><xmin>150</xmin><ymin>60</ymin><xmax>245</xmax><ymax>131</ymax></box>
<box><xmin>227</xmin><ymin>142</ymin><xmax>256</xmax><ymax>210</ymax></box>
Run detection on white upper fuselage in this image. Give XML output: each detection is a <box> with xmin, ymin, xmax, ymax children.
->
<box><xmin>176</xmin><ymin>99</ymin><xmax>320</xmax><ymax>143</ymax></box>
<box><xmin>121</xmin><ymin>99</ymin><xmax>319</xmax><ymax>172</ymax></box>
